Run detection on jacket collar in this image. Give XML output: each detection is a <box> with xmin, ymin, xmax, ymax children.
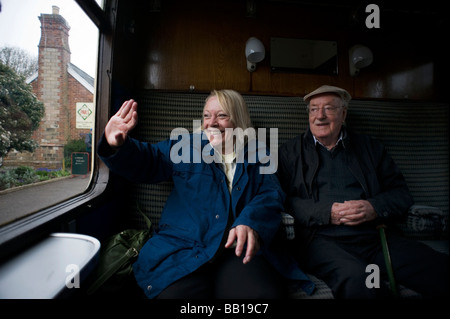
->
<box><xmin>304</xmin><ymin>126</ymin><xmax>349</xmax><ymax>150</ymax></box>
<box><xmin>200</xmin><ymin>131</ymin><xmax>264</xmax><ymax>167</ymax></box>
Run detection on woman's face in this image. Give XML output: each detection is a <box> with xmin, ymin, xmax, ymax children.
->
<box><xmin>203</xmin><ymin>95</ymin><xmax>235</xmax><ymax>153</ymax></box>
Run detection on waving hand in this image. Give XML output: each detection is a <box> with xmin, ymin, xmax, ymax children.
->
<box><xmin>105</xmin><ymin>99</ymin><xmax>138</xmax><ymax>148</ymax></box>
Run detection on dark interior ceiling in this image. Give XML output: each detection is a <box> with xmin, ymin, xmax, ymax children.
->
<box><xmin>264</xmin><ymin>0</ymin><xmax>447</xmax><ymax>31</ymax></box>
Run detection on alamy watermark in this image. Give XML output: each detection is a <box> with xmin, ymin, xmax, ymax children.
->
<box><xmin>365</xmin><ymin>4</ymin><xmax>380</xmax><ymax>29</ymax></box>
<box><xmin>365</xmin><ymin>264</ymin><xmax>380</xmax><ymax>289</ymax></box>
<box><xmin>169</xmin><ymin>120</ymin><xmax>278</xmax><ymax>174</ymax></box>
<box><xmin>65</xmin><ymin>264</ymin><xmax>80</xmax><ymax>289</ymax></box>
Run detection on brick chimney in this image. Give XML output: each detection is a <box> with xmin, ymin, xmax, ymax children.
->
<box><xmin>33</xmin><ymin>5</ymin><xmax>72</xmax><ymax>168</ymax></box>
<box><xmin>39</xmin><ymin>6</ymin><xmax>71</xmax><ymax>54</ymax></box>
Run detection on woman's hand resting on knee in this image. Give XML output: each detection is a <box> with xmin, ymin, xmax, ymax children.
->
<box><xmin>225</xmin><ymin>225</ymin><xmax>260</xmax><ymax>264</ymax></box>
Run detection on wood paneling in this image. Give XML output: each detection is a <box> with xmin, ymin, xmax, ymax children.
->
<box><xmin>113</xmin><ymin>0</ymin><xmax>447</xmax><ymax>101</ymax></box>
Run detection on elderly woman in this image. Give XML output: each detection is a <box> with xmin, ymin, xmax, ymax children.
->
<box><xmin>98</xmin><ymin>89</ymin><xmax>312</xmax><ymax>299</ymax></box>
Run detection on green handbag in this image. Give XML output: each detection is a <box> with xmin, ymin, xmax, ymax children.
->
<box><xmin>86</xmin><ymin>208</ymin><xmax>152</xmax><ymax>296</ymax></box>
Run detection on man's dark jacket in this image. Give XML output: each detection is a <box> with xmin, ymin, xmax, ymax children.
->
<box><xmin>277</xmin><ymin>128</ymin><xmax>414</xmax><ymax>242</ymax></box>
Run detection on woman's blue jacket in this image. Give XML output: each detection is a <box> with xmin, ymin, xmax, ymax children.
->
<box><xmin>98</xmin><ymin>132</ymin><xmax>313</xmax><ymax>298</ymax></box>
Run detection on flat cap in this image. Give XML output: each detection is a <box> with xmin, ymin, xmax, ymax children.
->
<box><xmin>303</xmin><ymin>85</ymin><xmax>352</xmax><ymax>103</ymax></box>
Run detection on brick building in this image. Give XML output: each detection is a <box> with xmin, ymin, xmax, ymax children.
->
<box><xmin>4</xmin><ymin>6</ymin><xmax>94</xmax><ymax>169</ymax></box>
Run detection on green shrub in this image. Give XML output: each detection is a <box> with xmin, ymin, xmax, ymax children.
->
<box><xmin>13</xmin><ymin>166</ymin><xmax>39</xmax><ymax>185</ymax></box>
<box><xmin>0</xmin><ymin>169</ymin><xmax>16</xmax><ymax>190</ymax></box>
<box><xmin>0</xmin><ymin>166</ymin><xmax>70</xmax><ymax>191</ymax></box>
<box><xmin>64</xmin><ymin>139</ymin><xmax>87</xmax><ymax>168</ymax></box>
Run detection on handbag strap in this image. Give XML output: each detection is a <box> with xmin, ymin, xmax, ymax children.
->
<box><xmin>137</xmin><ymin>203</ymin><xmax>152</xmax><ymax>230</ymax></box>
<box><xmin>86</xmin><ymin>247</ymin><xmax>139</xmax><ymax>295</ymax></box>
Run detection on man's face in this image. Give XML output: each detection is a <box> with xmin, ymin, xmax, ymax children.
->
<box><xmin>308</xmin><ymin>93</ymin><xmax>347</xmax><ymax>148</ymax></box>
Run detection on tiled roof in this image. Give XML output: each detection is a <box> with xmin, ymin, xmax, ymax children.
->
<box><xmin>26</xmin><ymin>62</ymin><xmax>94</xmax><ymax>94</ymax></box>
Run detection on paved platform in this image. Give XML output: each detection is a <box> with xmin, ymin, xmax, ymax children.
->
<box><xmin>0</xmin><ymin>175</ymin><xmax>90</xmax><ymax>226</ymax></box>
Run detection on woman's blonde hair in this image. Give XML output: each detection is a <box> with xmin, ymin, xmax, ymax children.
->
<box><xmin>203</xmin><ymin>89</ymin><xmax>253</xmax><ymax>130</ymax></box>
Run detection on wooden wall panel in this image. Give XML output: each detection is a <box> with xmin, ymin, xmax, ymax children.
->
<box><xmin>114</xmin><ymin>0</ymin><xmax>447</xmax><ymax>101</ymax></box>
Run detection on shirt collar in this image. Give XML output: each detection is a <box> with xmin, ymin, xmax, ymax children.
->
<box><xmin>313</xmin><ymin>131</ymin><xmax>345</xmax><ymax>151</ymax></box>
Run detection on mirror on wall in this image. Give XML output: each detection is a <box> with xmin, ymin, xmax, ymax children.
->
<box><xmin>270</xmin><ymin>37</ymin><xmax>338</xmax><ymax>75</ymax></box>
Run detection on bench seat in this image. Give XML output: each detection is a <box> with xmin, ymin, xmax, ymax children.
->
<box><xmin>114</xmin><ymin>90</ymin><xmax>448</xmax><ymax>298</ymax></box>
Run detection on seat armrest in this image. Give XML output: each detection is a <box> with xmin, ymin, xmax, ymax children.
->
<box><xmin>282</xmin><ymin>212</ymin><xmax>296</xmax><ymax>240</ymax></box>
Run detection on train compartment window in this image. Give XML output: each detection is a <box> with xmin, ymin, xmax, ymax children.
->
<box><xmin>0</xmin><ymin>1</ymin><xmax>102</xmax><ymax>235</ymax></box>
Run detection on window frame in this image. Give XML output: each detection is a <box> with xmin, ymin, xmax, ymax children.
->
<box><xmin>0</xmin><ymin>0</ymin><xmax>116</xmax><ymax>260</ymax></box>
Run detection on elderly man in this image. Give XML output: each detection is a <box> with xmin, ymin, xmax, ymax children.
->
<box><xmin>277</xmin><ymin>85</ymin><xmax>449</xmax><ymax>298</ymax></box>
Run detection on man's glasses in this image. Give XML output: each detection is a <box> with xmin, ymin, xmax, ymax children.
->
<box><xmin>308</xmin><ymin>105</ymin><xmax>342</xmax><ymax>116</ymax></box>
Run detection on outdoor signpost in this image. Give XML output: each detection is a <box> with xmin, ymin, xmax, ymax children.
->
<box><xmin>71</xmin><ymin>152</ymin><xmax>90</xmax><ymax>177</ymax></box>
<box><xmin>73</xmin><ymin>102</ymin><xmax>94</xmax><ymax>178</ymax></box>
